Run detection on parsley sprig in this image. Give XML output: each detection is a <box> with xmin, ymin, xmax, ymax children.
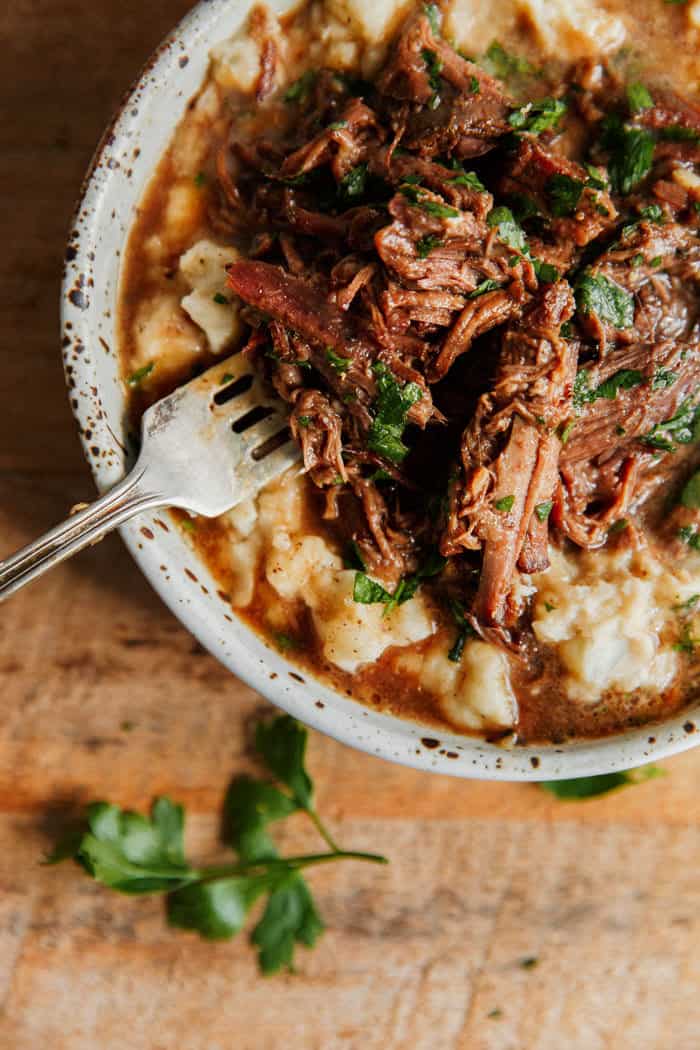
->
<box><xmin>47</xmin><ymin>715</ymin><xmax>387</xmax><ymax>974</ymax></box>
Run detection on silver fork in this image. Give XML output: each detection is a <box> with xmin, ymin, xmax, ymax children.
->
<box><xmin>0</xmin><ymin>353</ymin><xmax>299</xmax><ymax>601</ymax></box>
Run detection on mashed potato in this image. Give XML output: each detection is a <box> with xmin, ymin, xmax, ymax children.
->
<box><xmin>533</xmin><ymin>547</ymin><xmax>698</xmax><ymax>702</ymax></box>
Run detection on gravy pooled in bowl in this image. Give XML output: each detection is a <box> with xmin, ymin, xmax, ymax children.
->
<box><xmin>119</xmin><ymin>0</ymin><xmax>700</xmax><ymax>743</ymax></box>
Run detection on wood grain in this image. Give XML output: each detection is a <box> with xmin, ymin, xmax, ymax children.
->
<box><xmin>1</xmin><ymin>3</ymin><xmax>700</xmax><ymax>1048</ymax></box>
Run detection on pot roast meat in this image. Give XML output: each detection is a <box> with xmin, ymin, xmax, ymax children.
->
<box><xmin>376</xmin><ymin>11</ymin><xmax>512</xmax><ymax>158</ymax></box>
<box><xmin>442</xmin><ymin>282</ymin><xmax>577</xmax><ymax>625</ymax></box>
<box><xmin>214</xmin><ymin>6</ymin><xmax>700</xmax><ymax>634</ymax></box>
<box><xmin>576</xmin><ymin>219</ymin><xmax>700</xmax><ymax>349</ymax></box>
<box><xmin>500</xmin><ymin>137</ymin><xmax>618</xmax><ymax>252</ymax></box>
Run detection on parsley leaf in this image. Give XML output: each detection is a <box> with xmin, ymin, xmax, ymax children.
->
<box><xmin>535</xmin><ymin>500</ymin><xmax>553</xmax><ymax>522</ymax></box>
<box><xmin>594</xmin><ymin>368</ymin><xmax>644</xmax><ymax>399</ymax></box>
<box><xmin>600</xmin><ymin>115</ymin><xmax>654</xmax><ymax>194</ymax></box>
<box><xmin>367</xmin><ymin>362</ymin><xmax>422</xmax><ymax>463</ymax></box>
<box><xmin>284</xmin><ymin>70</ymin><xmax>317</xmax><ymax>104</ymax></box>
<box><xmin>63</xmin><ymin>798</ymin><xmax>191</xmax><ymax>894</ymax></box>
<box><xmin>126</xmin><ymin>362</ymin><xmax>154</xmax><ymax>386</ymax></box>
<box><xmin>353</xmin><ymin>572</ymin><xmax>392</xmax><ymax>604</ymax></box>
<box><xmin>325</xmin><ymin>346</ymin><xmax>351</xmax><ymax>373</ymax></box>
<box><xmin>339</xmin><ymin>163</ymin><xmax>368</xmax><ymax>200</ymax></box>
<box><xmin>487</xmin><ymin>206</ymin><xmax>528</xmax><ymax>252</ymax></box>
<box><xmin>546</xmin><ymin>173</ymin><xmax>585</xmax><ymax>217</ymax></box>
<box><xmin>424</xmin><ymin>2</ymin><xmax>441</xmax><ymax>34</ymax></box>
<box><xmin>575</xmin><ymin>271</ymin><xmax>634</xmax><ymax>328</ymax></box>
<box><xmin>468</xmin><ymin>278</ymin><xmax>502</xmax><ymax>298</ymax></box>
<box><xmin>448</xmin><ymin>170</ymin><xmax>486</xmax><ymax>191</ymax></box>
<box><xmin>659</xmin><ymin>125</ymin><xmax>700</xmax><ymax>142</ymax></box>
<box><xmin>447</xmin><ymin>598</ymin><xmax>476</xmax><ymax>662</ymax></box>
<box><xmin>626</xmin><ymin>81</ymin><xmax>653</xmax><ymax>113</ymax></box>
<box><xmin>652</xmin><ymin>368</ymin><xmax>678</xmax><ymax>390</ymax></box>
<box><xmin>508</xmin><ymin>97</ymin><xmax>567</xmax><ymax>135</ymax></box>
<box><xmin>49</xmin><ymin>715</ymin><xmax>387</xmax><ymax>974</ymax></box>
<box><xmin>494</xmin><ymin>494</ymin><xmax>515</xmax><ymax>511</ymax></box>
<box><xmin>484</xmin><ymin>41</ymin><xmax>538</xmax><ymax>79</ymax></box>
<box><xmin>251</xmin><ymin>874</ymin><xmax>324</xmax><ymax>974</ymax></box>
<box><xmin>168</xmin><ymin>876</ymin><xmax>269</xmax><ymax>940</ymax></box>
<box><xmin>540</xmin><ymin>766</ymin><xmax>664</xmax><ymax>799</ymax></box>
<box><xmin>416</xmin><ymin>234</ymin><xmax>444</xmax><ymax>258</ymax></box>
<box><xmin>681</xmin><ymin>470</ymin><xmax>700</xmax><ymax>509</ymax></box>
<box><xmin>641</xmin><ymin>398</ymin><xmax>700</xmax><ymax>451</ymax></box>
<box><xmin>573</xmin><ymin>368</ymin><xmax>643</xmax><ymax>409</ymax></box>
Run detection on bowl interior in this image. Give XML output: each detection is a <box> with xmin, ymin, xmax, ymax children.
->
<box><xmin>60</xmin><ymin>0</ymin><xmax>700</xmax><ymax>780</ymax></box>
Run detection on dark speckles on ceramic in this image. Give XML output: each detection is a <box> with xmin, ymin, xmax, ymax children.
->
<box><xmin>60</xmin><ymin>0</ymin><xmax>700</xmax><ymax>784</ymax></box>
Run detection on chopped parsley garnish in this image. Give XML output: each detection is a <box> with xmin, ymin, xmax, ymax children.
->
<box><xmin>535</xmin><ymin>501</ymin><xmax>553</xmax><ymax>522</ymax></box>
<box><xmin>546</xmin><ymin>173</ymin><xmax>585</xmax><ymax>217</ymax></box>
<box><xmin>194</xmin><ymin>171</ymin><xmax>207</xmax><ymax>188</ymax></box>
<box><xmin>641</xmin><ymin>398</ymin><xmax>700</xmax><ymax>451</ymax></box>
<box><xmin>608</xmin><ymin>518</ymin><xmax>629</xmax><ymax>534</ymax></box>
<box><xmin>468</xmin><ymin>278</ymin><xmax>502</xmax><ymax>298</ymax></box>
<box><xmin>650</xmin><ymin>255</ymin><xmax>663</xmax><ymax>267</ymax></box>
<box><xmin>626</xmin><ymin>81</ymin><xmax>653</xmax><ymax>113</ymax></box>
<box><xmin>327</xmin><ymin>120</ymin><xmax>348</xmax><ymax>131</ymax></box>
<box><xmin>297</xmin><ymin>415</ymin><xmax>311</xmax><ymax>427</ymax></box>
<box><xmin>599</xmin><ymin>115</ymin><xmax>654</xmax><ymax>195</ymax></box>
<box><xmin>674</xmin><ymin>625</ymin><xmax>699</xmax><ymax>652</ymax></box>
<box><xmin>540</xmin><ymin>766</ymin><xmax>664</xmax><ymax>799</ymax></box>
<box><xmin>423</xmin><ymin>2</ymin><xmax>441</xmax><ymax>34</ymax></box>
<box><xmin>468</xmin><ymin>75</ymin><xmax>480</xmax><ymax>94</ymax></box>
<box><xmin>532</xmin><ymin>258</ymin><xmax>559</xmax><ymax>283</ymax></box>
<box><xmin>325</xmin><ymin>347</ymin><xmax>351</xmax><ymax>373</ymax></box>
<box><xmin>487</xmin><ymin>206</ymin><xmax>528</xmax><ymax>252</ymax></box>
<box><xmin>675</xmin><ymin>594</ymin><xmax>700</xmax><ymax>611</ymax></box>
<box><xmin>508</xmin><ymin>97</ymin><xmax>567</xmax><ymax>135</ymax></box>
<box><xmin>47</xmin><ymin>715</ymin><xmax>387</xmax><ymax>974</ymax></box>
<box><xmin>659</xmin><ymin>125</ymin><xmax>700</xmax><ymax>142</ymax></box>
<box><xmin>679</xmin><ymin>524</ymin><xmax>700</xmax><ymax>549</ymax></box>
<box><xmin>343</xmin><ymin>540</ymin><xmax>367</xmax><ymax>571</ymax></box>
<box><xmin>652</xmin><ymin>368</ymin><xmax>678</xmax><ymax>389</ymax></box>
<box><xmin>584</xmin><ymin>163</ymin><xmax>608</xmax><ymax>190</ymax></box>
<box><xmin>421</xmin><ymin>48</ymin><xmax>443</xmax><ymax>108</ymax></box>
<box><xmin>594</xmin><ymin>368</ymin><xmax>644</xmax><ymax>400</ymax></box>
<box><xmin>573</xmin><ymin>367</ymin><xmax>643</xmax><ymax>408</ymax></box>
<box><xmin>494</xmin><ymin>494</ymin><xmax>515</xmax><ymax>512</ymax></box>
<box><xmin>273</xmin><ymin>632</ymin><xmax>300</xmax><ymax>652</ymax></box>
<box><xmin>283</xmin><ymin>69</ymin><xmax>317</xmax><ymax>104</ymax></box>
<box><xmin>400</xmin><ymin>183</ymin><xmax>459</xmax><ymax>217</ymax></box>
<box><xmin>367</xmin><ymin>361</ymin><xmax>422</xmax><ymax>464</ymax></box>
<box><xmin>353</xmin><ymin>573</ymin><xmax>392</xmax><ymax>604</ymax></box>
<box><xmin>354</xmin><ymin>550</ymin><xmax>446</xmax><ymax>613</ymax></box>
<box><xmin>447</xmin><ymin>598</ymin><xmax>476</xmax><ymax>662</ymax></box>
<box><xmin>484</xmin><ymin>41</ymin><xmax>538</xmax><ymax>79</ymax></box>
<box><xmin>416</xmin><ymin>234</ymin><xmax>444</xmax><ymax>258</ymax></box>
<box><xmin>640</xmin><ymin>203</ymin><xmax>664</xmax><ymax>222</ymax></box>
<box><xmin>448</xmin><ymin>170</ymin><xmax>486</xmax><ymax>191</ymax></box>
<box><xmin>339</xmin><ymin>163</ymin><xmax>368</xmax><ymax>200</ymax></box>
<box><xmin>213</xmin><ymin>292</ymin><xmax>229</xmax><ymax>305</ymax></box>
<box><xmin>419</xmin><ymin>199</ymin><xmax>460</xmax><ymax>218</ymax></box>
<box><xmin>631</xmin><ymin>253</ymin><xmax>645</xmax><ymax>267</ymax></box>
<box><xmin>681</xmin><ymin>469</ymin><xmax>700</xmax><ymax>508</ymax></box>
<box><xmin>575</xmin><ymin>271</ymin><xmax>634</xmax><ymax>329</ymax></box>
<box><xmin>126</xmin><ymin>362</ymin><xmax>154</xmax><ymax>386</ymax></box>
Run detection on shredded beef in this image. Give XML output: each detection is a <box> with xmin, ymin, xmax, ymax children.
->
<box><xmin>212</xmin><ymin>7</ymin><xmax>700</xmax><ymax>628</ymax></box>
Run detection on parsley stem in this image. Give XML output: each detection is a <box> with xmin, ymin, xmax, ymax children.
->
<box><xmin>305</xmin><ymin>806</ymin><xmax>341</xmax><ymax>852</ymax></box>
<box><xmin>194</xmin><ymin>849</ymin><xmax>388</xmax><ymax>882</ymax></box>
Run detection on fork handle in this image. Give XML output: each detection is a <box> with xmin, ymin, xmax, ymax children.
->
<box><xmin>0</xmin><ymin>466</ymin><xmax>167</xmax><ymax>602</ymax></box>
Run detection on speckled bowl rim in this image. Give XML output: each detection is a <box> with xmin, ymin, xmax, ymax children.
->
<box><xmin>60</xmin><ymin>0</ymin><xmax>700</xmax><ymax>780</ymax></box>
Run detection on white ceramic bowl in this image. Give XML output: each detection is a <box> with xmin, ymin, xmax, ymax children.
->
<box><xmin>60</xmin><ymin>0</ymin><xmax>700</xmax><ymax>779</ymax></box>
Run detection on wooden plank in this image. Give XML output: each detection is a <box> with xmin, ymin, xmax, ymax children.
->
<box><xmin>2</xmin><ymin>0</ymin><xmax>700</xmax><ymax>1046</ymax></box>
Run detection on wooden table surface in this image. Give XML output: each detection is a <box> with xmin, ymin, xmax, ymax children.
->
<box><xmin>2</xmin><ymin>4</ymin><xmax>700</xmax><ymax>1048</ymax></box>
